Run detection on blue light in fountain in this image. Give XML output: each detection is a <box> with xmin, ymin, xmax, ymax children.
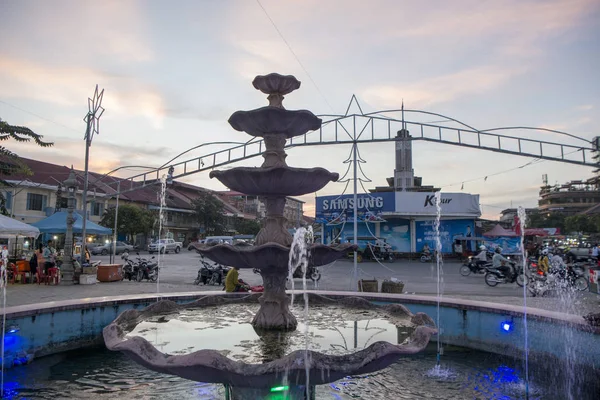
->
<box><xmin>501</xmin><ymin>321</ymin><xmax>514</xmax><ymax>333</ymax></box>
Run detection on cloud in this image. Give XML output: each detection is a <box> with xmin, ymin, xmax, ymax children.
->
<box><xmin>361</xmin><ymin>65</ymin><xmax>527</xmax><ymax>108</ymax></box>
<box><xmin>577</xmin><ymin>104</ymin><xmax>594</xmax><ymax>111</ymax></box>
<box><xmin>0</xmin><ymin>57</ymin><xmax>167</xmax><ymax>128</ymax></box>
<box><xmin>6</xmin><ymin>0</ymin><xmax>153</xmax><ymax>63</ymax></box>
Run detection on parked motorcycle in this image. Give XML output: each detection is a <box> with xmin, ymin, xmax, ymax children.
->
<box><xmin>420</xmin><ymin>253</ymin><xmax>432</xmax><ymax>263</ymax></box>
<box><xmin>528</xmin><ymin>265</ymin><xmax>588</xmax><ymax>296</ymax></box>
<box><xmin>460</xmin><ymin>257</ymin><xmax>489</xmax><ymax>276</ymax></box>
<box><xmin>484</xmin><ymin>262</ymin><xmax>528</xmax><ymax>287</ymax></box>
<box><xmin>121</xmin><ymin>252</ymin><xmax>138</xmax><ymax>281</ymax></box>
<box><xmin>194</xmin><ymin>255</ymin><xmax>230</xmax><ymax>286</ymax></box>
<box><xmin>253</xmin><ymin>264</ymin><xmax>321</xmax><ymax>282</ymax></box>
<box><xmin>130</xmin><ymin>252</ymin><xmax>158</xmax><ymax>282</ymax></box>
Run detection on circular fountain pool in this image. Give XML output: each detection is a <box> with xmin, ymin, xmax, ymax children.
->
<box><xmin>124</xmin><ymin>303</ymin><xmax>416</xmax><ymax>363</ymax></box>
<box><xmin>5</xmin><ymin>344</ymin><xmax>596</xmax><ymax>399</ymax></box>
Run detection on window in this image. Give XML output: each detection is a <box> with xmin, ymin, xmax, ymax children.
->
<box><xmin>4</xmin><ymin>191</ymin><xmax>12</xmax><ymax>209</ymax></box>
<box><xmin>26</xmin><ymin>193</ymin><xmax>47</xmax><ymax>211</ymax></box>
<box><xmin>91</xmin><ymin>201</ymin><xmax>104</xmax><ymax>216</ymax></box>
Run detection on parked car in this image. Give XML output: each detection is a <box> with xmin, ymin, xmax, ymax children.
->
<box><xmin>204</xmin><ymin>236</ymin><xmax>233</xmax><ymax>246</ymax></box>
<box><xmin>90</xmin><ymin>241</ymin><xmax>135</xmax><ymax>256</ymax></box>
<box><xmin>233</xmin><ymin>234</ymin><xmax>255</xmax><ymax>246</ymax></box>
<box><xmin>148</xmin><ymin>238</ymin><xmax>182</xmax><ymax>254</ymax></box>
<box><xmin>344</xmin><ymin>236</ymin><xmax>393</xmax><ymax>262</ymax></box>
<box><xmin>566</xmin><ymin>244</ymin><xmax>594</xmax><ymax>262</ymax></box>
<box><xmin>188</xmin><ymin>239</ymin><xmax>205</xmax><ymax>251</ymax></box>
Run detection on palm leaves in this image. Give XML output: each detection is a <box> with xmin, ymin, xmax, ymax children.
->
<box><xmin>0</xmin><ymin>118</ymin><xmax>54</xmax><ymax>214</ymax></box>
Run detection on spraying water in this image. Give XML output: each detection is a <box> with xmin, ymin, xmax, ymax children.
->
<box><xmin>288</xmin><ymin>226</ymin><xmax>313</xmax><ymax>397</ymax></box>
<box><xmin>1</xmin><ymin>253</ymin><xmax>7</xmax><ymax>397</ymax></box>
<box><xmin>426</xmin><ymin>191</ymin><xmax>453</xmax><ymax>379</ymax></box>
<box><xmin>517</xmin><ymin>206</ymin><xmax>530</xmax><ymax>400</ymax></box>
<box><xmin>434</xmin><ymin>191</ymin><xmax>444</xmax><ymax>364</ymax></box>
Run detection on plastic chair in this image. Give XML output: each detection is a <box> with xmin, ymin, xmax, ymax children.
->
<box><xmin>10</xmin><ymin>263</ymin><xmax>29</xmax><ymax>284</ymax></box>
<box><xmin>36</xmin><ymin>266</ymin><xmax>48</xmax><ymax>285</ymax></box>
<box><xmin>46</xmin><ymin>267</ymin><xmax>60</xmax><ymax>285</ymax></box>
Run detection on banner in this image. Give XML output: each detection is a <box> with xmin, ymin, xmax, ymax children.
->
<box><xmin>393</xmin><ymin>192</ymin><xmax>481</xmax><ymax>217</ymax></box>
<box><xmin>415</xmin><ymin>219</ymin><xmax>476</xmax><ymax>253</ymax></box>
<box><xmin>379</xmin><ymin>219</ymin><xmax>411</xmax><ymax>252</ymax></box>
<box><xmin>483</xmin><ymin>237</ymin><xmax>523</xmax><ymax>255</ymax></box>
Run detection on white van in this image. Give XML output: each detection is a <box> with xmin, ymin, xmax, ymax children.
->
<box><xmin>204</xmin><ymin>236</ymin><xmax>234</xmax><ymax>246</ymax></box>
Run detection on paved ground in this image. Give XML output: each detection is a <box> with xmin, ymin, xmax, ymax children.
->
<box><xmin>5</xmin><ymin>250</ymin><xmax>599</xmax><ymax>315</ymax></box>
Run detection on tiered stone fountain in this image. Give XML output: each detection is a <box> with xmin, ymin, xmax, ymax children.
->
<box><xmin>199</xmin><ymin>73</ymin><xmax>354</xmax><ymax>331</ymax></box>
<box><xmin>103</xmin><ymin>73</ymin><xmax>436</xmax><ymax>392</ymax></box>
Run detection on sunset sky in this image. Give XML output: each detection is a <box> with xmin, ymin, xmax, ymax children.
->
<box><xmin>1</xmin><ymin>0</ymin><xmax>598</xmax><ymax>218</ymax></box>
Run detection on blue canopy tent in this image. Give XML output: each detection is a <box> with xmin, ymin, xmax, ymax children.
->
<box><xmin>31</xmin><ymin>211</ymin><xmax>112</xmax><ymax>235</ymax></box>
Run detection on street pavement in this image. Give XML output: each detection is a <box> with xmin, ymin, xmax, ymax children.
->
<box><xmin>5</xmin><ymin>250</ymin><xmax>599</xmax><ymax>315</ymax></box>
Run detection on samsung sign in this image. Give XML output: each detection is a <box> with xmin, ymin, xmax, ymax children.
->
<box><xmin>315</xmin><ymin>192</ymin><xmax>480</xmax><ymax>218</ymax></box>
<box><xmin>316</xmin><ymin>192</ymin><xmax>395</xmax><ymax>214</ymax></box>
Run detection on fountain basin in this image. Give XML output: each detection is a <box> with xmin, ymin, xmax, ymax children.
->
<box><xmin>195</xmin><ymin>242</ymin><xmax>356</xmax><ymax>269</ymax></box>
<box><xmin>209</xmin><ymin>166</ymin><xmax>339</xmax><ymax>197</ymax></box>
<box><xmin>102</xmin><ymin>294</ymin><xmax>436</xmax><ymax>388</ymax></box>
<box><xmin>228</xmin><ymin>107</ymin><xmax>321</xmax><ymax>138</ymax></box>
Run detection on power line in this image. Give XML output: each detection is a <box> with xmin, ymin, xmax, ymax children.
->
<box><xmin>255</xmin><ymin>0</ymin><xmax>335</xmax><ymax>112</ymax></box>
<box><xmin>0</xmin><ymin>99</ymin><xmax>80</xmax><ymax>134</ymax></box>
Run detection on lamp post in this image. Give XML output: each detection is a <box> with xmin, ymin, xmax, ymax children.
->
<box><xmin>61</xmin><ymin>167</ymin><xmax>78</xmax><ymax>285</ymax></box>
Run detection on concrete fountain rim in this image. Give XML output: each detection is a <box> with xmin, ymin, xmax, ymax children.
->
<box><xmin>3</xmin><ymin>290</ymin><xmax>597</xmax><ymax>334</ymax></box>
<box><xmin>102</xmin><ymin>293</ymin><xmax>437</xmax><ymax>387</ymax></box>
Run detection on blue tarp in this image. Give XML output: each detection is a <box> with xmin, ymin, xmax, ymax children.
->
<box><xmin>31</xmin><ymin>211</ymin><xmax>112</xmax><ymax>235</ymax></box>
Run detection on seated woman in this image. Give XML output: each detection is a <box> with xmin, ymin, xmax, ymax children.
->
<box><xmin>225</xmin><ymin>266</ymin><xmax>249</xmax><ymax>293</ymax></box>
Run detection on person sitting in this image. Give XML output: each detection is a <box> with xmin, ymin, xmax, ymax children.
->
<box><xmin>422</xmin><ymin>243</ymin><xmax>431</xmax><ymax>255</ymax></box>
<box><xmin>538</xmin><ymin>248</ymin><xmax>550</xmax><ymax>276</ymax></box>
<box><xmin>225</xmin><ymin>266</ymin><xmax>249</xmax><ymax>293</ymax></box>
<box><xmin>492</xmin><ymin>247</ymin><xmax>512</xmax><ymax>278</ymax></box>
<box><xmin>474</xmin><ymin>245</ymin><xmax>488</xmax><ymax>267</ymax></box>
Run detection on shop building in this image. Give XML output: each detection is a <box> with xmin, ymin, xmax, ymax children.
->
<box><xmin>315</xmin><ymin>128</ymin><xmax>481</xmax><ymax>254</ymax></box>
<box><xmin>316</xmin><ymin>191</ymin><xmax>481</xmax><ymax>254</ymax></box>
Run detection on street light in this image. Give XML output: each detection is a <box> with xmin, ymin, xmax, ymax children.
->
<box><xmin>61</xmin><ymin>167</ymin><xmax>78</xmax><ymax>284</ymax></box>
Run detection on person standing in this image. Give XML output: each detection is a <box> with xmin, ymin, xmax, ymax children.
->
<box><xmin>42</xmin><ymin>240</ymin><xmax>56</xmax><ymax>273</ymax></box>
<box><xmin>591</xmin><ymin>244</ymin><xmax>598</xmax><ymax>262</ymax></box>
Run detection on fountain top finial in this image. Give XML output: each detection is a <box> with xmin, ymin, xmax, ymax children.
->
<box><xmin>252</xmin><ymin>73</ymin><xmax>301</xmax><ymax>108</ymax></box>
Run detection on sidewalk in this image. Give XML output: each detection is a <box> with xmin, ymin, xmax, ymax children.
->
<box><xmin>4</xmin><ymin>278</ymin><xmax>597</xmax><ymax>317</ymax></box>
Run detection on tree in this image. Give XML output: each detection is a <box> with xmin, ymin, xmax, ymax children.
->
<box><xmin>565</xmin><ymin>215</ymin><xmax>597</xmax><ymax>234</ymax></box>
<box><xmin>0</xmin><ymin>118</ymin><xmax>53</xmax><ymax>215</ymax></box>
<box><xmin>100</xmin><ymin>204</ymin><xmax>155</xmax><ymax>242</ymax></box>
<box><xmin>234</xmin><ymin>218</ymin><xmax>261</xmax><ymax>235</ymax></box>
<box><xmin>191</xmin><ymin>192</ymin><xmax>226</xmax><ymax>235</ymax></box>
<box><xmin>527</xmin><ymin>211</ymin><xmax>566</xmax><ymax>232</ymax></box>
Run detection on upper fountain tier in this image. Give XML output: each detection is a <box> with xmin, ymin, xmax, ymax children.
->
<box><xmin>229</xmin><ymin>107</ymin><xmax>321</xmax><ymax>139</ymax></box>
<box><xmin>229</xmin><ymin>72</ymin><xmax>321</xmax><ymax>139</ymax></box>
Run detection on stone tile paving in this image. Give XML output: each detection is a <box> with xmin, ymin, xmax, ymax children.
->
<box><xmin>4</xmin><ymin>251</ymin><xmax>598</xmax><ymax>316</ymax></box>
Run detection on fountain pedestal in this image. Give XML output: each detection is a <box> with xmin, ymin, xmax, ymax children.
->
<box><xmin>252</xmin><ymin>270</ymin><xmax>297</xmax><ymax>330</ymax></box>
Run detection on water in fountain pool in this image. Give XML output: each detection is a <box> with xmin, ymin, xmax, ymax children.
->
<box><xmin>6</xmin><ymin>342</ymin><xmax>597</xmax><ymax>399</ymax></box>
<box><xmin>124</xmin><ymin>303</ymin><xmax>415</xmax><ymax>363</ymax></box>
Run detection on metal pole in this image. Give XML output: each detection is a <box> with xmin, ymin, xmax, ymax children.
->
<box><xmin>61</xmin><ymin>168</ymin><xmax>77</xmax><ymax>284</ymax></box>
<box><xmin>81</xmin><ymin>121</ymin><xmax>91</xmax><ymax>251</ymax></box>
<box><xmin>352</xmin><ymin>142</ymin><xmax>358</xmax><ymax>291</ymax></box>
<box><xmin>111</xmin><ymin>181</ymin><xmax>120</xmax><ymax>264</ymax></box>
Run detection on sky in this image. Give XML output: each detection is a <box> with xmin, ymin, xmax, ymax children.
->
<box><xmin>0</xmin><ymin>0</ymin><xmax>599</xmax><ymax>219</ymax></box>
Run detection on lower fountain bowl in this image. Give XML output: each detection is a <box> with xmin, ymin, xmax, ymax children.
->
<box><xmin>194</xmin><ymin>242</ymin><xmax>357</xmax><ymax>269</ymax></box>
<box><xmin>103</xmin><ymin>294</ymin><xmax>437</xmax><ymax>388</ymax></box>
<box><xmin>209</xmin><ymin>166</ymin><xmax>339</xmax><ymax>197</ymax></box>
